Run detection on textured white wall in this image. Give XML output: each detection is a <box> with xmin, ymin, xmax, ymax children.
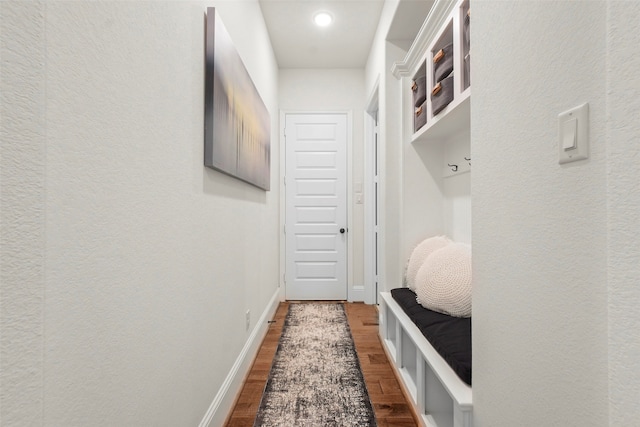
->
<box><xmin>279</xmin><ymin>68</ymin><xmax>365</xmax><ymax>296</ymax></box>
<box><xmin>402</xmin><ymin>135</ymin><xmax>445</xmax><ymax>260</ymax></box>
<box><xmin>1</xmin><ymin>1</ymin><xmax>279</xmax><ymax>425</ymax></box>
<box><xmin>383</xmin><ymin>42</ymin><xmax>409</xmax><ymax>289</ymax></box>
<box><xmin>365</xmin><ymin>0</ymin><xmax>398</xmax><ymax>94</ymax></box>
<box><xmin>402</xmin><ymin>128</ymin><xmax>472</xmax><ymax>267</ymax></box>
<box><xmin>606</xmin><ymin>2</ymin><xmax>640</xmax><ymax>424</ymax></box>
<box><xmin>442</xmin><ymin>132</ymin><xmax>471</xmax><ymax>244</ymax></box>
<box><xmin>364</xmin><ymin>0</ymin><xmax>406</xmax><ymax>293</ymax></box>
<box><xmin>1</xmin><ymin>2</ymin><xmax>47</xmax><ymax>425</ymax></box>
<box><xmin>472</xmin><ymin>1</ymin><xmax>609</xmax><ymax>426</ymax></box>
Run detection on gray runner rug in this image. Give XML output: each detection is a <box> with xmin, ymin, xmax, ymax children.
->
<box><xmin>254</xmin><ymin>303</ymin><xmax>377</xmax><ymax>426</ymax></box>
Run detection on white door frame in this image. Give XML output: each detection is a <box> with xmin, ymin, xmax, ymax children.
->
<box><xmin>279</xmin><ymin>110</ymin><xmax>353</xmax><ymax>301</ymax></box>
<box><xmin>364</xmin><ymin>82</ymin><xmax>380</xmax><ymax>305</ymax></box>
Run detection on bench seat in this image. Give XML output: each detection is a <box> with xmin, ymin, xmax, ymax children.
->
<box><xmin>391</xmin><ymin>288</ymin><xmax>471</xmax><ymax>386</ymax></box>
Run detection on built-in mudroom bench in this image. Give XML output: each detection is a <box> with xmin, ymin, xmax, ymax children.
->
<box><xmin>379</xmin><ymin>290</ymin><xmax>472</xmax><ymax>427</ymax></box>
<box><xmin>379</xmin><ymin>0</ymin><xmax>472</xmax><ymax>425</ymax></box>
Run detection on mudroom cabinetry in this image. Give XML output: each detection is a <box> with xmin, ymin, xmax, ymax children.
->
<box><xmin>381</xmin><ymin>0</ymin><xmax>473</xmax><ymax>426</ymax></box>
<box><xmin>391</xmin><ymin>0</ymin><xmax>472</xmax><ymax>256</ymax></box>
<box><xmin>401</xmin><ymin>0</ymin><xmax>470</xmax><ymax>141</ymax></box>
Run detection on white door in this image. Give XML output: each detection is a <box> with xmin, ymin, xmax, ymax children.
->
<box><xmin>285</xmin><ymin>113</ymin><xmax>348</xmax><ymax>300</ymax></box>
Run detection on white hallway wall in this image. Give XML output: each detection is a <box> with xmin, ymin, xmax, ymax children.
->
<box><xmin>364</xmin><ymin>0</ymin><xmax>411</xmax><ymax>292</ymax></box>
<box><xmin>606</xmin><ymin>2</ymin><xmax>640</xmax><ymax>424</ymax></box>
<box><xmin>279</xmin><ymin>68</ymin><xmax>366</xmax><ymax>299</ymax></box>
<box><xmin>1</xmin><ymin>1</ymin><xmax>279</xmax><ymax>425</ymax></box>
<box><xmin>473</xmin><ymin>1</ymin><xmax>640</xmax><ymax>426</ymax></box>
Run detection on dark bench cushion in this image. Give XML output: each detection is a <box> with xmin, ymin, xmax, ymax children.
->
<box><xmin>391</xmin><ymin>288</ymin><xmax>472</xmax><ymax>386</ymax></box>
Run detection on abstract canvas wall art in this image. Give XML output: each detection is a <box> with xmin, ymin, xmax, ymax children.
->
<box><xmin>204</xmin><ymin>7</ymin><xmax>271</xmax><ymax>191</ymax></box>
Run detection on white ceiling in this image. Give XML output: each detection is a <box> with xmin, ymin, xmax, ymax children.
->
<box><xmin>259</xmin><ymin>0</ymin><xmax>385</xmax><ymax>69</ymax></box>
<box><xmin>259</xmin><ymin>0</ymin><xmax>434</xmax><ymax>69</ymax></box>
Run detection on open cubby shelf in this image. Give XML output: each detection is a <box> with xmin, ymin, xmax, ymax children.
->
<box><xmin>405</xmin><ymin>0</ymin><xmax>470</xmax><ymax>140</ymax></box>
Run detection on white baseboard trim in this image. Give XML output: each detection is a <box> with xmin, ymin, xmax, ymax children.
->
<box><xmin>199</xmin><ymin>288</ymin><xmax>281</xmax><ymax>427</ymax></box>
<box><xmin>349</xmin><ymin>284</ymin><xmax>365</xmax><ymax>302</ymax></box>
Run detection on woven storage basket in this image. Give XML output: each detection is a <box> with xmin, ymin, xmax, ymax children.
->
<box><xmin>431</xmin><ymin>73</ymin><xmax>454</xmax><ymax>116</ymax></box>
<box><xmin>464</xmin><ymin>53</ymin><xmax>470</xmax><ymax>89</ymax></box>
<box><xmin>463</xmin><ymin>12</ymin><xmax>470</xmax><ymax>52</ymax></box>
<box><xmin>412</xmin><ymin>75</ymin><xmax>427</xmax><ymax>108</ymax></box>
<box><xmin>414</xmin><ymin>101</ymin><xmax>427</xmax><ymax>132</ymax></box>
<box><xmin>433</xmin><ymin>42</ymin><xmax>454</xmax><ymax>83</ymax></box>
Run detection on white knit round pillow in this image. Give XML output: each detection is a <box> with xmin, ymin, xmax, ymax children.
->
<box><xmin>415</xmin><ymin>242</ymin><xmax>472</xmax><ymax>318</ymax></box>
<box><xmin>405</xmin><ymin>236</ymin><xmax>451</xmax><ymax>291</ymax></box>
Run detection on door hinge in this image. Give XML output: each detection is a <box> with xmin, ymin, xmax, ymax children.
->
<box><xmin>283</xmin><ymin>224</ymin><xmax>286</xmax><ymax>234</ymax></box>
<box><xmin>283</xmin><ymin>273</ymin><xmax>286</xmax><ymax>284</ymax></box>
<box><xmin>283</xmin><ymin>176</ymin><xmax>286</xmax><ymax>186</ymax></box>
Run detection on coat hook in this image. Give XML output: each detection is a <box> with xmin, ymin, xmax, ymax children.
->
<box><xmin>448</xmin><ymin>163</ymin><xmax>458</xmax><ymax>172</ymax></box>
<box><xmin>464</xmin><ymin>157</ymin><xmax>471</xmax><ymax>165</ymax></box>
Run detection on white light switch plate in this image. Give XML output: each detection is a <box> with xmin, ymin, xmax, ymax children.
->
<box><xmin>558</xmin><ymin>103</ymin><xmax>589</xmax><ymax>164</ymax></box>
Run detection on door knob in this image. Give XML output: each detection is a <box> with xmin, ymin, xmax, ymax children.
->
<box><xmin>340</xmin><ymin>228</ymin><xmax>346</xmax><ymax>234</ymax></box>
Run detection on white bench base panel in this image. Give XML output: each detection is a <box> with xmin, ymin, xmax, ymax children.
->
<box><xmin>378</xmin><ymin>292</ymin><xmax>473</xmax><ymax>427</ymax></box>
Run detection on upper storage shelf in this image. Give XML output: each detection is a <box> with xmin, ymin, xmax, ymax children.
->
<box><xmin>392</xmin><ymin>0</ymin><xmax>470</xmax><ymax>143</ymax></box>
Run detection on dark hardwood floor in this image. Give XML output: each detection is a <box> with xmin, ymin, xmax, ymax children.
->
<box><xmin>225</xmin><ymin>301</ymin><xmax>418</xmax><ymax>426</ymax></box>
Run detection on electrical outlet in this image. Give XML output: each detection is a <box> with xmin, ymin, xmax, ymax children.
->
<box><xmin>245</xmin><ymin>310</ymin><xmax>250</xmax><ymax>331</ymax></box>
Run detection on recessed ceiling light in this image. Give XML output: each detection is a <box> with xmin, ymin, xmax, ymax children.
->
<box><xmin>314</xmin><ymin>11</ymin><xmax>333</xmax><ymax>27</ymax></box>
